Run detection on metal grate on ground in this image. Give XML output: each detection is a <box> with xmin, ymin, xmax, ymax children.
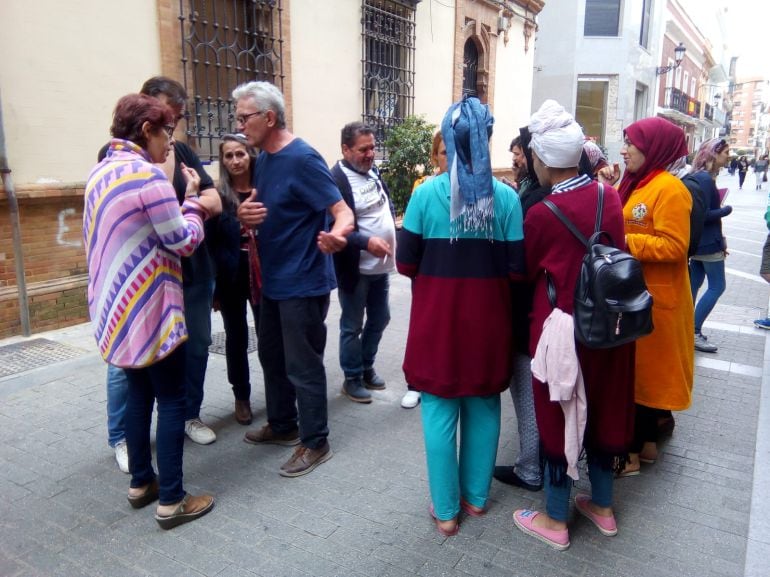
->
<box><xmin>208</xmin><ymin>329</ymin><xmax>257</xmax><ymax>356</ymax></box>
<box><xmin>0</xmin><ymin>338</ymin><xmax>88</xmax><ymax>379</ymax></box>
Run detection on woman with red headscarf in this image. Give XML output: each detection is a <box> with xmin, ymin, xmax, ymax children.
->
<box><xmin>617</xmin><ymin>117</ymin><xmax>694</xmax><ymax>476</ymax></box>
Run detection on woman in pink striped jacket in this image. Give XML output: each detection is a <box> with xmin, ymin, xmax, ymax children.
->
<box><xmin>84</xmin><ymin>94</ymin><xmax>221</xmax><ymax>530</ymax></box>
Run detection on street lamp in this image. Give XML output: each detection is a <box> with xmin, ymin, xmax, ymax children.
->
<box><xmin>656</xmin><ymin>42</ymin><xmax>686</xmax><ymax>76</ymax></box>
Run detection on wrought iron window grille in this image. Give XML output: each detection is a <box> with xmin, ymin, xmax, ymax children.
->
<box><xmin>361</xmin><ymin>0</ymin><xmax>417</xmax><ymax>158</ymax></box>
<box><xmin>179</xmin><ymin>0</ymin><xmax>284</xmax><ymax>161</ymax></box>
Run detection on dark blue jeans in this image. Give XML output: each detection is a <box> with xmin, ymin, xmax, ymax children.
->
<box><xmin>183</xmin><ymin>279</ymin><xmax>214</xmax><ymax>420</ymax></box>
<box><xmin>338</xmin><ymin>273</ymin><xmax>391</xmax><ymax>378</ymax></box>
<box><xmin>258</xmin><ymin>295</ymin><xmax>330</xmax><ymax>449</ymax></box>
<box><xmin>690</xmin><ymin>258</ymin><xmax>726</xmax><ymax>333</ymax></box>
<box><xmin>218</xmin><ymin>254</ymin><xmax>259</xmax><ymax>401</ymax></box>
<box><xmin>124</xmin><ymin>344</ymin><xmax>187</xmax><ymax>505</ymax></box>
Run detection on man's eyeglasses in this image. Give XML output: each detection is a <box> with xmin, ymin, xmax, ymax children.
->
<box><xmin>235</xmin><ymin>110</ymin><xmax>265</xmax><ymax>125</ymax></box>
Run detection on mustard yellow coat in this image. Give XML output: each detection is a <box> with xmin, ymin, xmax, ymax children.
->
<box><xmin>624</xmin><ymin>171</ymin><xmax>694</xmax><ymax>411</ymax></box>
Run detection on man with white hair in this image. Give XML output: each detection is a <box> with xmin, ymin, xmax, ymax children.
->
<box><xmin>233</xmin><ymin>81</ymin><xmax>354</xmax><ymax>477</ymax></box>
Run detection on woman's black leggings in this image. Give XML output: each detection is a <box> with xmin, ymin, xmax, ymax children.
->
<box><xmin>631</xmin><ymin>404</ymin><xmax>671</xmax><ymax>453</ymax></box>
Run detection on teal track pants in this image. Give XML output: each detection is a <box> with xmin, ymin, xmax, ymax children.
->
<box><xmin>421</xmin><ymin>392</ymin><xmax>501</xmax><ymax>521</ymax></box>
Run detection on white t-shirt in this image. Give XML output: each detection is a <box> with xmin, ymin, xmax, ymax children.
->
<box><xmin>339</xmin><ymin>163</ymin><xmax>396</xmax><ymax>275</ymax></box>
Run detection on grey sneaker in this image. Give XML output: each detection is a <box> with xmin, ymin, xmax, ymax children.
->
<box><xmin>694</xmin><ymin>333</ymin><xmax>717</xmax><ymax>353</ymax></box>
<box><xmin>342</xmin><ymin>377</ymin><xmax>372</xmax><ymax>403</ymax></box>
<box><xmin>363</xmin><ymin>368</ymin><xmax>386</xmax><ymax>390</ymax></box>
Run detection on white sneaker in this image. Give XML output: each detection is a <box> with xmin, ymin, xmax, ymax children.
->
<box><xmin>114</xmin><ymin>440</ymin><xmax>129</xmax><ymax>474</ymax></box>
<box><xmin>185</xmin><ymin>419</ymin><xmax>217</xmax><ymax>445</ymax></box>
<box><xmin>400</xmin><ymin>390</ymin><xmax>421</xmax><ymax>409</ymax></box>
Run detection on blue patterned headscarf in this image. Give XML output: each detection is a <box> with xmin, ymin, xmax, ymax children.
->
<box><xmin>441</xmin><ymin>97</ymin><xmax>495</xmax><ymax>238</ymax></box>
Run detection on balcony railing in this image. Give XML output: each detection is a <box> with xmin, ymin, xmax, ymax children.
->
<box><xmin>663</xmin><ymin>87</ymin><xmax>701</xmax><ymax>118</ymax></box>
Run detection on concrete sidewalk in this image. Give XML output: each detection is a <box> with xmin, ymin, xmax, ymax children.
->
<box><xmin>0</xmin><ymin>171</ymin><xmax>768</xmax><ymax>577</ymax></box>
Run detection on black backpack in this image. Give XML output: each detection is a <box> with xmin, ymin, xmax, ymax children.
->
<box><xmin>680</xmin><ymin>173</ymin><xmax>707</xmax><ymax>257</ymax></box>
<box><xmin>543</xmin><ymin>185</ymin><xmax>653</xmax><ymax>349</ymax></box>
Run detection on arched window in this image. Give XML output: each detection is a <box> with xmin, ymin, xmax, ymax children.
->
<box><xmin>462</xmin><ymin>38</ymin><xmax>479</xmax><ymax>98</ymax></box>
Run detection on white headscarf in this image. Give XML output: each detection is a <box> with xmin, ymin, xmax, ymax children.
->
<box><xmin>528</xmin><ymin>100</ymin><xmax>585</xmax><ymax>169</ymax></box>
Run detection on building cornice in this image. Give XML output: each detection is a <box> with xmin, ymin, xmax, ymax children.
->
<box><xmin>469</xmin><ymin>0</ymin><xmax>544</xmax><ymax>16</ymax></box>
<box><xmin>509</xmin><ymin>0</ymin><xmax>544</xmax><ymax>15</ymax></box>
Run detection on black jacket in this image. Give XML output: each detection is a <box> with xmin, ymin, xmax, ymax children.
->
<box><xmin>689</xmin><ymin>170</ymin><xmax>731</xmax><ymax>255</ymax></box>
<box><xmin>330</xmin><ymin>161</ymin><xmax>395</xmax><ymax>293</ymax></box>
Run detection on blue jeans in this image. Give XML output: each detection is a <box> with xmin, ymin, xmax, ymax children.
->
<box><xmin>544</xmin><ymin>459</ymin><xmax>613</xmax><ymax>522</ymax></box>
<box><xmin>183</xmin><ymin>279</ymin><xmax>214</xmax><ymax>420</ymax></box>
<box><xmin>218</xmin><ymin>253</ymin><xmax>259</xmax><ymax>401</ymax></box>
<box><xmin>106</xmin><ymin>364</ymin><xmax>129</xmax><ymax>447</ymax></box>
<box><xmin>421</xmin><ymin>392</ymin><xmax>501</xmax><ymax>521</ymax></box>
<box><xmin>338</xmin><ymin>273</ymin><xmax>391</xmax><ymax>378</ymax></box>
<box><xmin>124</xmin><ymin>344</ymin><xmax>187</xmax><ymax>505</ymax></box>
<box><xmin>690</xmin><ymin>258</ymin><xmax>726</xmax><ymax>333</ymax></box>
<box><xmin>258</xmin><ymin>295</ymin><xmax>330</xmax><ymax>449</ymax></box>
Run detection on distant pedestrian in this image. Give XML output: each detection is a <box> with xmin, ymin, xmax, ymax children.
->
<box><xmin>754</xmin><ymin>155</ymin><xmax>769</xmax><ymax>190</ymax></box>
<box><xmin>617</xmin><ymin>117</ymin><xmax>694</xmax><ymax>475</ymax></box>
<box><xmin>738</xmin><ymin>155</ymin><xmax>749</xmax><ymax>189</ymax></box>
<box><xmin>330</xmin><ymin>122</ymin><xmax>396</xmax><ymax>405</ymax></box>
<box><xmin>234</xmin><ymin>81</ymin><xmax>354</xmax><ymax>477</ymax></box>
<box><xmin>689</xmin><ymin>138</ymin><xmax>732</xmax><ymax>353</ymax></box>
<box><xmin>85</xmin><ymin>93</ymin><xmax>221</xmax><ymax>529</ymax></box>
<box><xmin>397</xmin><ymin>97</ymin><xmax>524</xmax><ymax>537</ymax></box>
<box><xmin>729</xmin><ymin>157</ymin><xmax>738</xmax><ymax>176</ymax></box>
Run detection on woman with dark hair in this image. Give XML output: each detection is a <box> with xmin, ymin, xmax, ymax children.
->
<box><xmin>617</xmin><ymin>117</ymin><xmax>694</xmax><ymax>475</ymax></box>
<box><xmin>737</xmin><ymin>155</ymin><xmax>749</xmax><ymax>189</ymax></box>
<box><xmin>210</xmin><ymin>134</ymin><xmax>260</xmax><ymax>425</ymax></box>
<box><xmin>689</xmin><ymin>138</ymin><xmax>732</xmax><ymax>353</ymax></box>
<box><xmin>84</xmin><ymin>93</ymin><xmax>221</xmax><ymax>529</ymax></box>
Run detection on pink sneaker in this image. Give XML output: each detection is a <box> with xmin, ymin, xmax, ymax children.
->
<box><xmin>574</xmin><ymin>494</ymin><xmax>617</xmax><ymax>536</ymax></box>
<box><xmin>513</xmin><ymin>509</ymin><xmax>570</xmax><ymax>550</ymax></box>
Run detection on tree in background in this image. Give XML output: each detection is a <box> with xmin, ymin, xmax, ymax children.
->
<box><xmin>381</xmin><ymin>116</ymin><xmax>436</xmax><ymax>215</ymax></box>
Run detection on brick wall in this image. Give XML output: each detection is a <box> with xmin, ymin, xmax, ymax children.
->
<box><xmin>0</xmin><ymin>183</ymin><xmax>88</xmax><ymax>338</ymax></box>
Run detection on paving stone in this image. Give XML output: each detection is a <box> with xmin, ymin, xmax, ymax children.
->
<box><xmin>1</xmin><ymin>186</ymin><xmax>770</xmax><ymax>576</ymax></box>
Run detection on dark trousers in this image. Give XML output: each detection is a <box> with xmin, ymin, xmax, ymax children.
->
<box><xmin>258</xmin><ymin>295</ymin><xmax>330</xmax><ymax>449</ymax></box>
<box><xmin>631</xmin><ymin>404</ymin><xmax>670</xmax><ymax>453</ymax></box>
<box><xmin>218</xmin><ymin>253</ymin><xmax>259</xmax><ymax>401</ymax></box>
<box><xmin>183</xmin><ymin>279</ymin><xmax>213</xmax><ymax>420</ymax></box>
<box><xmin>739</xmin><ymin>170</ymin><xmax>747</xmax><ymax>188</ymax></box>
<box><xmin>124</xmin><ymin>344</ymin><xmax>187</xmax><ymax>505</ymax></box>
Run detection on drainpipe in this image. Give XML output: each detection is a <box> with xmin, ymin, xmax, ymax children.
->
<box><xmin>0</xmin><ymin>88</ymin><xmax>31</xmax><ymax>336</ymax></box>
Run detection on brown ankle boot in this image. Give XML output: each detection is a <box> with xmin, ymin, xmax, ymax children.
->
<box><xmin>234</xmin><ymin>400</ymin><xmax>253</xmax><ymax>425</ymax></box>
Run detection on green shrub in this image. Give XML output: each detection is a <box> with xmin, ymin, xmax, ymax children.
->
<box><xmin>380</xmin><ymin>116</ymin><xmax>436</xmax><ymax>215</ymax></box>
